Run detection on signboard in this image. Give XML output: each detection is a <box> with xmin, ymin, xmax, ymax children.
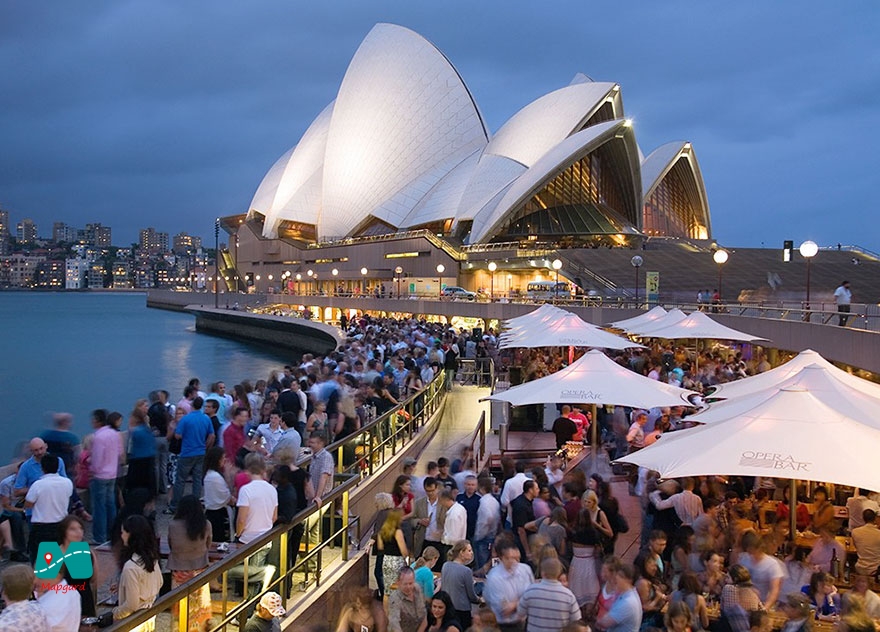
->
<box><xmin>646</xmin><ymin>271</ymin><xmax>660</xmax><ymax>304</ymax></box>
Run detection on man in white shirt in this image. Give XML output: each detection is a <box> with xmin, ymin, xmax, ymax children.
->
<box><xmin>848</xmin><ymin>489</ymin><xmax>880</xmax><ymax>531</ymax></box>
<box><xmin>499</xmin><ymin>462</ymin><xmax>529</xmax><ymax>517</ymax></box>
<box><xmin>24</xmin><ymin>454</ymin><xmax>72</xmax><ymax>564</ymax></box>
<box><xmin>440</xmin><ymin>488</ymin><xmax>467</xmax><ymax>549</ymax></box>
<box><xmin>236</xmin><ymin>454</ymin><xmax>278</xmax><ymax>544</ymax></box>
<box><xmin>852</xmin><ymin>509</ymin><xmax>880</xmax><ymax>576</ymax></box>
<box><xmin>649</xmin><ymin>477</ymin><xmax>704</xmax><ymax>526</ymax></box>
<box><xmin>484</xmin><ymin>540</ymin><xmax>535</xmax><ymax>629</ymax></box>
<box><xmin>473</xmin><ymin>477</ymin><xmax>500</xmax><ymax>573</ymax></box>
<box><xmin>834</xmin><ymin>280</ymin><xmax>852</xmax><ymax>326</ymax></box>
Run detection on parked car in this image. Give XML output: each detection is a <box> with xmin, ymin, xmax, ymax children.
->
<box><xmin>442</xmin><ymin>286</ymin><xmax>476</xmax><ymax>300</ymax></box>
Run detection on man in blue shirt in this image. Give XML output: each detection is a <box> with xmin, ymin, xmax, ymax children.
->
<box><xmin>167</xmin><ymin>397</ymin><xmax>214</xmax><ymax>513</ymax></box>
<box><xmin>14</xmin><ymin>438</ymin><xmax>68</xmax><ymax>517</ymax></box>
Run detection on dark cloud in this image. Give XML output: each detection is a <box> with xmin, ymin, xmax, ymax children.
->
<box><xmin>0</xmin><ymin>1</ymin><xmax>876</xmax><ymax>247</ymax></box>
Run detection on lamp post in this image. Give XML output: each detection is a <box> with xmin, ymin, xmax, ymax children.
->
<box><xmin>436</xmin><ymin>264</ymin><xmax>445</xmax><ymax>299</ymax></box>
<box><xmin>631</xmin><ymin>255</ymin><xmax>643</xmax><ymax>306</ymax></box>
<box><xmin>214</xmin><ymin>218</ymin><xmax>219</xmax><ymax>308</ymax></box>
<box><xmin>507</xmin><ymin>274</ymin><xmax>512</xmax><ymax>299</ymax></box>
<box><xmin>295</xmin><ymin>273</ymin><xmax>302</xmax><ymax>295</ymax></box>
<box><xmin>488</xmin><ymin>261</ymin><xmax>497</xmax><ymax>301</ymax></box>
<box><xmin>713</xmin><ymin>249</ymin><xmax>729</xmax><ymax>304</ymax></box>
<box><xmin>331</xmin><ymin>268</ymin><xmax>338</xmax><ymax>296</ymax></box>
<box><xmin>800</xmin><ymin>240</ymin><xmax>818</xmax><ymax>317</ymax></box>
<box><xmin>551</xmin><ymin>259</ymin><xmax>562</xmax><ymax>302</ymax></box>
<box><xmin>360</xmin><ymin>267</ymin><xmax>368</xmax><ymax>297</ymax></box>
<box><xmin>395</xmin><ymin>265</ymin><xmax>403</xmax><ymax>299</ymax></box>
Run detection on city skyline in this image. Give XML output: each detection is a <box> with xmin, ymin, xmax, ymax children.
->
<box><xmin>1</xmin><ymin>2</ymin><xmax>877</xmax><ymax>248</ymax></box>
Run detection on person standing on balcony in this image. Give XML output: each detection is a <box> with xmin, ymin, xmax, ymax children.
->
<box><xmin>835</xmin><ymin>280</ymin><xmax>852</xmax><ymax>326</ymax></box>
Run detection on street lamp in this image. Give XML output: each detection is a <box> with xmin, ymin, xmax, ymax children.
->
<box><xmin>214</xmin><ymin>218</ymin><xmax>220</xmax><ymax>308</ymax></box>
<box><xmin>360</xmin><ymin>267</ymin><xmax>368</xmax><ymax>296</ymax></box>
<box><xmin>395</xmin><ymin>265</ymin><xmax>403</xmax><ymax>299</ymax></box>
<box><xmin>488</xmin><ymin>261</ymin><xmax>497</xmax><ymax>301</ymax></box>
<box><xmin>436</xmin><ymin>264</ymin><xmax>445</xmax><ymax>299</ymax></box>
<box><xmin>713</xmin><ymin>249</ymin><xmax>729</xmax><ymax>304</ymax></box>
<box><xmin>551</xmin><ymin>259</ymin><xmax>562</xmax><ymax>302</ymax></box>
<box><xmin>800</xmin><ymin>240</ymin><xmax>818</xmax><ymax>315</ymax></box>
<box><xmin>631</xmin><ymin>255</ymin><xmax>643</xmax><ymax>306</ymax></box>
<box><xmin>295</xmin><ymin>273</ymin><xmax>302</xmax><ymax>295</ymax></box>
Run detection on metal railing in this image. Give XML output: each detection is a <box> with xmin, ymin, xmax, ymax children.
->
<box><xmin>468</xmin><ymin>411</ymin><xmax>488</xmax><ymax>472</ymax></box>
<box><xmin>107</xmin><ymin>372</ymin><xmax>447</xmax><ymax>632</ymax></box>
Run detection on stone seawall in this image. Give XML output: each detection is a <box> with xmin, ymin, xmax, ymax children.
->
<box><xmin>188</xmin><ymin>306</ymin><xmax>342</xmax><ymax>356</ymax></box>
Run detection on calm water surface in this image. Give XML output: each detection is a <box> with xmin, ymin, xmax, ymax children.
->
<box><xmin>0</xmin><ymin>292</ymin><xmax>294</xmax><ymax>458</ymax></box>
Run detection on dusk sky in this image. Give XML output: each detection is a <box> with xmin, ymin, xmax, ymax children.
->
<box><xmin>1</xmin><ymin>2</ymin><xmax>877</xmax><ymax>249</ymax></box>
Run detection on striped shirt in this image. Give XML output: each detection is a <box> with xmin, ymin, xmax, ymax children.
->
<box><xmin>517</xmin><ymin>579</ymin><xmax>580</xmax><ymax>632</ymax></box>
<box><xmin>650</xmin><ymin>489</ymin><xmax>704</xmax><ymax>526</ymax></box>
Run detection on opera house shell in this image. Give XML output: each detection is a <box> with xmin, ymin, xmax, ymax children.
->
<box><xmin>247</xmin><ymin>23</ymin><xmax>711</xmax><ymax>246</ymax></box>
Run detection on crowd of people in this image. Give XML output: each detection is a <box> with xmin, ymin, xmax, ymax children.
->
<box><xmin>362</xmin><ymin>445</ymin><xmax>880</xmax><ymax>632</ymax></box>
<box><xmin>0</xmin><ymin>314</ymin><xmax>496</xmax><ymax>631</ymax></box>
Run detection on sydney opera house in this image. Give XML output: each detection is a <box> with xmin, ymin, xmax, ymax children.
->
<box><xmin>225</xmin><ymin>23</ymin><xmax>713</xmax><ymax>295</ymax></box>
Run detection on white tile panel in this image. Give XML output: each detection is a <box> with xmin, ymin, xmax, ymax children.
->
<box><xmin>484</xmin><ymin>82</ymin><xmax>617</xmax><ymax>168</ymax></box>
<box><xmin>640</xmin><ymin>141</ymin><xmax>687</xmax><ymax>199</ymax></box>
<box><xmin>320</xmin><ymin>23</ymin><xmax>488</xmax><ymax>239</ymax></box>
<box><xmin>260</xmin><ymin>100</ymin><xmax>334</xmax><ymax>237</ymax></box>
<box><xmin>401</xmin><ymin>149</ymin><xmax>481</xmax><ymax>227</ymax></box>
<box><xmin>470</xmin><ymin>119</ymin><xmax>627</xmax><ymax>242</ymax></box>
<box><xmin>455</xmin><ymin>153</ymin><xmax>527</xmax><ymax>223</ymax></box>
<box><xmin>248</xmin><ymin>145</ymin><xmax>295</xmax><ymax>223</ymax></box>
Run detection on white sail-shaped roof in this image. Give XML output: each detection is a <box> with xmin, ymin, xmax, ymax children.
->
<box><xmin>246</xmin><ymin>23</ymin><xmax>711</xmax><ymax>245</ymax></box>
<box><xmin>319</xmin><ymin>23</ymin><xmax>488</xmax><ymax>239</ymax></box>
<box><xmin>484</xmin><ymin>82</ymin><xmax>618</xmax><ymax>167</ymax></box>
<box><xmin>641</xmin><ymin>141</ymin><xmax>712</xmax><ymax>239</ymax></box>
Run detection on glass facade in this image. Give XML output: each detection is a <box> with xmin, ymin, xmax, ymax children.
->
<box><xmin>642</xmin><ymin>156</ymin><xmax>710</xmax><ymax>240</ymax></box>
<box><xmin>491</xmin><ymin>140</ymin><xmax>638</xmax><ymax>241</ymax></box>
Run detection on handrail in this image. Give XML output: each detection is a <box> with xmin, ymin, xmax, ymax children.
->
<box><xmin>108</xmin><ymin>371</ymin><xmax>448</xmax><ymax>631</ymax></box>
<box><xmin>469</xmin><ymin>411</ymin><xmax>487</xmax><ymax>472</ymax></box>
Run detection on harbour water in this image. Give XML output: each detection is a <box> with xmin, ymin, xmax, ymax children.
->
<box><xmin>0</xmin><ymin>292</ymin><xmax>294</xmax><ymax>459</ymax></box>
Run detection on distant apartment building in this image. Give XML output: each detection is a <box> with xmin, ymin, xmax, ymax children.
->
<box><xmin>0</xmin><ymin>209</ymin><xmax>10</xmax><ymax>255</ymax></box>
<box><xmin>35</xmin><ymin>260</ymin><xmax>64</xmax><ymax>288</ymax></box>
<box><xmin>135</xmin><ymin>266</ymin><xmax>155</xmax><ymax>288</ymax></box>
<box><xmin>52</xmin><ymin>222</ymin><xmax>79</xmax><ymax>243</ymax></box>
<box><xmin>112</xmin><ymin>261</ymin><xmax>131</xmax><ymax>288</ymax></box>
<box><xmin>16</xmin><ymin>218</ymin><xmax>37</xmax><ymax>244</ymax></box>
<box><xmin>172</xmin><ymin>232</ymin><xmax>202</xmax><ymax>255</ymax></box>
<box><xmin>0</xmin><ymin>253</ymin><xmax>46</xmax><ymax>287</ymax></box>
<box><xmin>85</xmin><ymin>223</ymin><xmax>112</xmax><ymax>247</ymax></box>
<box><xmin>66</xmin><ymin>257</ymin><xmax>90</xmax><ymax>289</ymax></box>
<box><xmin>88</xmin><ymin>262</ymin><xmax>106</xmax><ymax>289</ymax></box>
<box><xmin>139</xmin><ymin>227</ymin><xmax>168</xmax><ymax>254</ymax></box>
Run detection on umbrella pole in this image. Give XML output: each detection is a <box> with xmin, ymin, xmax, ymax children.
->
<box><xmin>591</xmin><ymin>404</ymin><xmax>598</xmax><ymax>455</ymax></box>
<box><xmin>790</xmin><ymin>479</ymin><xmax>797</xmax><ymax>541</ymax></box>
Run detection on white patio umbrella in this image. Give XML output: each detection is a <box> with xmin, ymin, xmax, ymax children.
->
<box><xmin>627</xmin><ymin>308</ymin><xmax>689</xmax><ymax>337</ymax></box>
<box><xmin>499</xmin><ymin>311</ymin><xmax>644</xmax><ymax>350</ymax></box>
<box><xmin>483</xmin><ymin>349</ymin><xmax>698</xmax><ymax>408</ymax></box>
<box><xmin>689</xmin><ymin>364</ymin><xmax>880</xmax><ymax>429</ymax></box>
<box><xmin>616</xmin><ymin>385</ymin><xmax>880</xmax><ymax>492</ymax></box>
<box><xmin>608</xmin><ymin>306</ymin><xmax>668</xmax><ymax>332</ymax></box>
<box><xmin>502</xmin><ymin>304</ymin><xmax>568</xmax><ymax>330</ymax></box>
<box><xmin>635</xmin><ymin>310</ymin><xmax>767</xmax><ymax>343</ymax></box>
<box><xmin>709</xmin><ymin>349</ymin><xmax>880</xmax><ymax>400</ymax></box>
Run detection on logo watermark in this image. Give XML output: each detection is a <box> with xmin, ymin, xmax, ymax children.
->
<box><xmin>34</xmin><ymin>542</ymin><xmax>93</xmax><ymax>580</ymax></box>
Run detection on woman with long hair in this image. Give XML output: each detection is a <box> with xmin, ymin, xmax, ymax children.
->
<box><xmin>126</xmin><ymin>399</ymin><xmax>157</xmax><ymax>499</ymax></box>
<box><xmin>538</xmin><ymin>506</ymin><xmax>569</xmax><ymax>562</ymax></box>
<box><xmin>233</xmin><ymin>383</ymin><xmax>252</xmax><ymax>424</ymax></box>
<box><xmin>113</xmin><ymin>515</ymin><xmax>163</xmax><ymax>622</ymax></box>
<box><xmin>203</xmin><ymin>446</ymin><xmax>233</xmax><ymax>542</ymax></box>
<box><xmin>58</xmin><ymin>515</ymin><xmax>97</xmax><ymax>617</ymax></box>
<box><xmin>428</xmin><ymin>590</ymin><xmax>463</xmax><ymax>632</ymax></box>
<box><xmin>670</xmin><ymin>526</ymin><xmax>696</xmax><ymax>590</ymax></box>
<box><xmin>440</xmin><ymin>541</ymin><xmax>480</xmax><ymax>631</ymax></box>
<box><xmin>168</xmin><ymin>495</ymin><xmax>213</xmax><ymax>630</ymax></box>
<box><xmin>391</xmin><ymin>475</ymin><xmax>415</xmax><ymax>520</ymax></box>
<box><xmin>671</xmin><ymin>572</ymin><xmax>710</xmax><ymax>631</ymax></box>
<box><xmin>635</xmin><ymin>550</ymin><xmax>669</xmax><ymax>630</ymax></box>
<box><xmin>377</xmin><ymin>508</ymin><xmax>409</xmax><ymax>595</ymax></box>
<box><xmin>569</xmin><ymin>506</ymin><xmax>602</xmax><ymax>613</ymax></box>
